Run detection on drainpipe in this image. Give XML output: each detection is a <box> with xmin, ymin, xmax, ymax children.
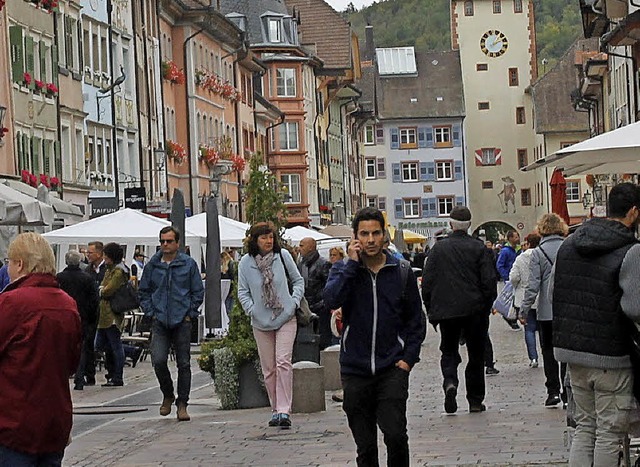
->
<box><xmin>107</xmin><ymin>0</ymin><xmax>119</xmax><ymax>206</ymax></box>
<box><xmin>183</xmin><ymin>27</ymin><xmax>205</xmax><ymax>212</ymax></box>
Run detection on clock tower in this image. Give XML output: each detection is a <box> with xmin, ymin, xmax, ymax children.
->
<box><xmin>452</xmin><ymin>0</ymin><xmax>540</xmax><ymax>240</ymax></box>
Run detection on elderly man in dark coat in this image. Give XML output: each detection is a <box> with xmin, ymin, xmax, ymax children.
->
<box><xmin>57</xmin><ymin>249</ymin><xmax>100</xmax><ymax>391</ymax></box>
<box><xmin>297</xmin><ymin>237</ymin><xmax>332</xmax><ymax>349</ymax></box>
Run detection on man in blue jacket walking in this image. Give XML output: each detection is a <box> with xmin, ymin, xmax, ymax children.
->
<box><xmin>139</xmin><ymin>226</ymin><xmax>204</xmax><ymax>422</ymax></box>
<box><xmin>324</xmin><ymin>207</ymin><xmax>426</xmax><ymax>467</ymax></box>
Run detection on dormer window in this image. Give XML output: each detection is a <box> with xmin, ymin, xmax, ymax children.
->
<box><xmin>268</xmin><ymin>19</ymin><xmax>281</xmax><ymax>43</ymax></box>
<box><xmin>226</xmin><ymin>13</ymin><xmax>247</xmax><ymax>32</ymax></box>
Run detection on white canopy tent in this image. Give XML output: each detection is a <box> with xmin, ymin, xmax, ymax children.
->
<box><xmin>184</xmin><ymin>213</ymin><xmax>249</xmax><ymax>248</ymax></box>
<box><xmin>42</xmin><ymin>208</ymin><xmax>203</xmax><ymax>271</ymax></box>
<box><xmin>2</xmin><ymin>179</ymin><xmax>84</xmax><ymax>224</ymax></box>
<box><xmin>522</xmin><ymin>121</ymin><xmax>640</xmax><ymax>176</ymax></box>
<box><xmin>282</xmin><ymin>225</ymin><xmax>331</xmax><ymax>245</ymax></box>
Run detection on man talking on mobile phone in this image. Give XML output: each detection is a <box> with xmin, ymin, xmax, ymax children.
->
<box><xmin>323</xmin><ymin>207</ymin><xmax>426</xmax><ymax>467</ymax></box>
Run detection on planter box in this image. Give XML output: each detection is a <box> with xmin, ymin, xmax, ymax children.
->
<box><xmin>237</xmin><ymin>361</ymin><xmax>269</xmax><ymax>409</ymax></box>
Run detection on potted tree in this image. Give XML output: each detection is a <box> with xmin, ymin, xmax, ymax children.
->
<box><xmin>197</xmin><ymin>152</ymin><xmax>288</xmax><ymax>409</ymax></box>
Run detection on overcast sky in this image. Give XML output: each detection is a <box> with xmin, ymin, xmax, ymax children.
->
<box><xmin>325</xmin><ymin>0</ymin><xmax>376</xmax><ymax>12</ymax></box>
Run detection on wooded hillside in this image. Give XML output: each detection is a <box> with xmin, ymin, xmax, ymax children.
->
<box><xmin>343</xmin><ymin>0</ymin><xmax>582</xmax><ymax>69</ymax></box>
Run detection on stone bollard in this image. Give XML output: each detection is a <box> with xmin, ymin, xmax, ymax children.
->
<box><xmin>292</xmin><ymin>361</ymin><xmax>325</xmax><ymax>413</ymax></box>
<box><xmin>320</xmin><ymin>344</ymin><xmax>341</xmax><ymax>391</ymax></box>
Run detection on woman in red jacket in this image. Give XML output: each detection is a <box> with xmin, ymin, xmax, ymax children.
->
<box><xmin>0</xmin><ymin>233</ymin><xmax>82</xmax><ymax>466</ymax></box>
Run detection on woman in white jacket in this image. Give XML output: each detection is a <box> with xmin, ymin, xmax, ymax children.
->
<box><xmin>509</xmin><ymin>232</ymin><xmax>541</xmax><ymax>368</ymax></box>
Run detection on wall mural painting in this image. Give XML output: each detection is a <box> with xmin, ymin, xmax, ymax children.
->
<box><xmin>497</xmin><ymin>176</ymin><xmax>516</xmax><ymax>214</ymax></box>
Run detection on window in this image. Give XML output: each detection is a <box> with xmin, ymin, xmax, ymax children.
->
<box><xmin>513</xmin><ymin>0</ymin><xmax>523</xmax><ymax>13</ymax></box>
<box><xmin>517</xmin><ymin>149</ymin><xmax>528</xmax><ymax>168</ymax></box>
<box><xmin>276</xmin><ymin>68</ymin><xmax>296</xmax><ymax>97</ymax></box>
<box><xmin>477</xmin><ymin>63</ymin><xmax>488</xmax><ymax>71</ymax></box>
<box><xmin>436</xmin><ymin>161</ymin><xmax>453</xmax><ymax>181</ymax></box>
<box><xmin>478</xmin><ymin>102</ymin><xmax>490</xmax><ymax>110</ymax></box>
<box><xmin>280</xmin><ymin>174</ymin><xmax>301</xmax><ymax>203</ymax></box>
<box><xmin>481</xmin><ymin>148</ymin><xmax>497</xmax><ymax>165</ymax></box>
<box><xmin>401</xmin><ymin>162</ymin><xmax>418</xmax><ymax>182</ymax></box>
<box><xmin>521</xmin><ymin>188</ymin><xmax>531</xmax><ymax>206</ymax></box>
<box><xmin>399</xmin><ymin>127</ymin><xmax>417</xmax><ymax>149</ymax></box>
<box><xmin>375</xmin><ymin>126</ymin><xmax>384</xmax><ymax>144</ymax></box>
<box><xmin>365</xmin><ymin>158</ymin><xmax>376</xmax><ymax>179</ymax></box>
<box><xmin>516</xmin><ymin>106</ymin><xmax>526</xmax><ymax>124</ymax></box>
<box><xmin>464</xmin><ymin>0</ymin><xmax>474</xmax><ymax>15</ymax></box>
<box><xmin>560</xmin><ymin>141</ymin><xmax>578</xmax><ymax>149</ymax></box>
<box><xmin>438</xmin><ymin>197</ymin><xmax>455</xmax><ymax>216</ymax></box>
<box><xmin>364</xmin><ymin>125</ymin><xmax>375</xmax><ymax>145</ymax></box>
<box><xmin>482</xmin><ymin>181</ymin><xmax>494</xmax><ymax>189</ymax></box>
<box><xmin>367</xmin><ymin>196</ymin><xmax>377</xmax><ymax>208</ymax></box>
<box><xmin>434</xmin><ymin>126</ymin><xmax>452</xmax><ymax>148</ymax></box>
<box><xmin>403</xmin><ymin>199</ymin><xmax>420</xmax><ymax>218</ymax></box>
<box><xmin>566</xmin><ymin>180</ymin><xmax>580</xmax><ymax>202</ymax></box>
<box><xmin>378</xmin><ymin>197</ymin><xmax>386</xmax><ymax>211</ymax></box>
<box><xmin>509</xmin><ymin>68</ymin><xmax>519</xmax><ymax>86</ymax></box>
<box><xmin>377</xmin><ymin>158</ymin><xmax>386</xmax><ymax>178</ymax></box>
<box><xmin>493</xmin><ymin>0</ymin><xmax>501</xmax><ymax>13</ymax></box>
<box><xmin>268</xmin><ymin>19</ymin><xmax>281</xmax><ymax>43</ymax></box>
<box><xmin>279</xmin><ymin>122</ymin><xmax>298</xmax><ymax>150</ymax></box>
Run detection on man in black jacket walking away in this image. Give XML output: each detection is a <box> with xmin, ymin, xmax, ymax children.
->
<box><xmin>57</xmin><ymin>249</ymin><xmax>100</xmax><ymax>391</ymax></box>
<box><xmin>324</xmin><ymin>207</ymin><xmax>426</xmax><ymax>467</ymax></box>
<box><xmin>552</xmin><ymin>183</ymin><xmax>640</xmax><ymax>466</ymax></box>
<box><xmin>422</xmin><ymin>206</ymin><xmax>497</xmax><ymax>414</ymax></box>
<box><xmin>298</xmin><ymin>237</ymin><xmax>332</xmax><ymax>349</ymax></box>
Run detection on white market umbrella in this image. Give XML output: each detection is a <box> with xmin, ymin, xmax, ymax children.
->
<box><xmin>522</xmin><ymin>121</ymin><xmax>640</xmax><ymax>176</ymax></box>
<box><xmin>185</xmin><ymin>213</ymin><xmax>249</xmax><ymax>248</ymax></box>
<box><xmin>0</xmin><ymin>183</ymin><xmax>54</xmax><ymax>226</ymax></box>
<box><xmin>282</xmin><ymin>225</ymin><xmax>332</xmax><ymax>245</ymax></box>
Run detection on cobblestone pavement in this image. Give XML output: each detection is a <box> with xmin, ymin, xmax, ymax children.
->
<box><xmin>64</xmin><ymin>315</ymin><xmax>571</xmax><ymax>466</ymax></box>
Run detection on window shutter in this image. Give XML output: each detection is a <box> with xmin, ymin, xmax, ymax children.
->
<box><xmin>454</xmin><ymin>160</ymin><xmax>463</xmax><ymax>180</ymax></box>
<box><xmin>77</xmin><ymin>19</ymin><xmax>84</xmax><ymax>72</ymax></box>
<box><xmin>32</xmin><ymin>136</ymin><xmax>41</xmax><ymax>173</ymax></box>
<box><xmin>40</xmin><ymin>41</ymin><xmax>47</xmax><ymax>82</ymax></box>
<box><xmin>390</xmin><ymin>128</ymin><xmax>399</xmax><ymax>149</ymax></box>
<box><xmin>453</xmin><ymin>124</ymin><xmax>461</xmax><ymax>147</ymax></box>
<box><xmin>378</xmin><ymin>197</ymin><xmax>386</xmax><ymax>211</ymax></box>
<box><xmin>456</xmin><ymin>196</ymin><xmax>465</xmax><ymax>207</ymax></box>
<box><xmin>375</xmin><ymin>124</ymin><xmax>384</xmax><ymax>145</ymax></box>
<box><xmin>25</xmin><ymin>36</ymin><xmax>35</xmax><ymax>90</ymax></box>
<box><xmin>428</xmin><ymin>198</ymin><xmax>437</xmax><ymax>217</ymax></box>
<box><xmin>419</xmin><ymin>162</ymin><xmax>428</xmax><ymax>181</ymax></box>
<box><xmin>426</xmin><ymin>161</ymin><xmax>435</xmax><ymax>181</ymax></box>
<box><xmin>43</xmin><ymin>141</ymin><xmax>51</xmax><ymax>174</ymax></box>
<box><xmin>10</xmin><ymin>26</ymin><xmax>25</xmax><ymax>83</ymax></box>
<box><xmin>421</xmin><ymin>198</ymin><xmax>429</xmax><ymax>218</ymax></box>
<box><xmin>22</xmin><ymin>134</ymin><xmax>30</xmax><ymax>170</ymax></box>
<box><xmin>376</xmin><ymin>157</ymin><xmax>386</xmax><ymax>178</ymax></box>
<box><xmin>51</xmin><ymin>44</ymin><xmax>58</xmax><ymax>86</ymax></box>
<box><xmin>16</xmin><ymin>132</ymin><xmax>23</xmax><ymax>170</ymax></box>
<box><xmin>418</xmin><ymin>127</ymin><xmax>427</xmax><ymax>148</ymax></box>
<box><xmin>394</xmin><ymin>199</ymin><xmax>403</xmax><ymax>218</ymax></box>
<box><xmin>391</xmin><ymin>163</ymin><xmax>401</xmax><ymax>183</ymax></box>
<box><xmin>425</xmin><ymin>128</ymin><xmax>434</xmax><ymax>148</ymax></box>
<box><xmin>54</xmin><ymin>140</ymin><xmax>62</xmax><ymax>177</ymax></box>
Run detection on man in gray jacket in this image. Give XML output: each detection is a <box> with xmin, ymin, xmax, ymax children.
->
<box><xmin>552</xmin><ymin>182</ymin><xmax>640</xmax><ymax>466</ymax></box>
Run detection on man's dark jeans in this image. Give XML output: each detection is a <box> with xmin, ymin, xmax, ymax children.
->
<box><xmin>439</xmin><ymin>313</ymin><xmax>489</xmax><ymax>405</ymax></box>
<box><xmin>83</xmin><ymin>321</ymin><xmax>98</xmax><ymax>384</ymax></box>
<box><xmin>0</xmin><ymin>444</ymin><xmax>63</xmax><ymax>466</ymax></box>
<box><xmin>151</xmin><ymin>319</ymin><xmax>192</xmax><ymax>405</ymax></box>
<box><xmin>342</xmin><ymin>366</ymin><xmax>410</xmax><ymax>467</ymax></box>
<box><xmin>538</xmin><ymin>320</ymin><xmax>566</xmax><ymax>398</ymax></box>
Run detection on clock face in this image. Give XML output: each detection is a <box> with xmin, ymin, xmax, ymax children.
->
<box><xmin>90</xmin><ymin>0</ymin><xmax>98</xmax><ymax>11</ymax></box>
<box><xmin>480</xmin><ymin>30</ymin><xmax>508</xmax><ymax>57</ymax></box>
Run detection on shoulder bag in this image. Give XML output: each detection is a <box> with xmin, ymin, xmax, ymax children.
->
<box><xmin>110</xmin><ymin>281</ymin><xmax>140</xmax><ymax>315</ymax></box>
<box><xmin>280</xmin><ymin>252</ymin><xmax>316</xmax><ymax>326</ymax></box>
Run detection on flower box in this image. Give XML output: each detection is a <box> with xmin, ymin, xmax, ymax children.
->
<box><xmin>161</xmin><ymin>60</ymin><xmax>185</xmax><ymax>85</ymax></box>
<box><xmin>166</xmin><ymin>139</ymin><xmax>187</xmax><ymax>164</ymax></box>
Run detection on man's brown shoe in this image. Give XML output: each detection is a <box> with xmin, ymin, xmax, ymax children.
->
<box><xmin>159</xmin><ymin>396</ymin><xmax>175</xmax><ymax>416</ymax></box>
<box><xmin>177</xmin><ymin>403</ymin><xmax>190</xmax><ymax>422</ymax></box>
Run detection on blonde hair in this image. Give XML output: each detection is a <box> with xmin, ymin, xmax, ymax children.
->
<box><xmin>329</xmin><ymin>246</ymin><xmax>346</xmax><ymax>260</ymax></box>
<box><xmin>221</xmin><ymin>250</ymin><xmax>233</xmax><ymax>274</ymax></box>
<box><xmin>537</xmin><ymin>213</ymin><xmax>569</xmax><ymax>237</ymax></box>
<box><xmin>8</xmin><ymin>232</ymin><xmax>56</xmax><ymax>276</ymax></box>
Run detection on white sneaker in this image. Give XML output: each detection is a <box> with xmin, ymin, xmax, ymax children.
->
<box><xmin>530</xmin><ymin>359</ymin><xmax>539</xmax><ymax>368</ymax></box>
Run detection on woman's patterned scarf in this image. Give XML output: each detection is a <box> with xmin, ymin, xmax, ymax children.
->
<box><xmin>255</xmin><ymin>252</ymin><xmax>283</xmax><ymax>319</ymax></box>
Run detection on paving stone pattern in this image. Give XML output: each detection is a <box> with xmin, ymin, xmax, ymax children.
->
<box><xmin>65</xmin><ymin>315</ymin><xmax>571</xmax><ymax>466</ymax></box>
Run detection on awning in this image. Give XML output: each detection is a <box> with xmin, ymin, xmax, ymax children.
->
<box><xmin>521</xmin><ymin>121</ymin><xmax>640</xmax><ymax>176</ymax></box>
<box><xmin>0</xmin><ymin>183</ymin><xmax>54</xmax><ymax>226</ymax></box>
<box><xmin>2</xmin><ymin>179</ymin><xmax>84</xmax><ymax>223</ymax></box>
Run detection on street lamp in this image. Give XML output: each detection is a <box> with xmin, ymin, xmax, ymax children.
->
<box><xmin>582</xmin><ymin>190</ymin><xmax>592</xmax><ymax>209</ymax></box>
